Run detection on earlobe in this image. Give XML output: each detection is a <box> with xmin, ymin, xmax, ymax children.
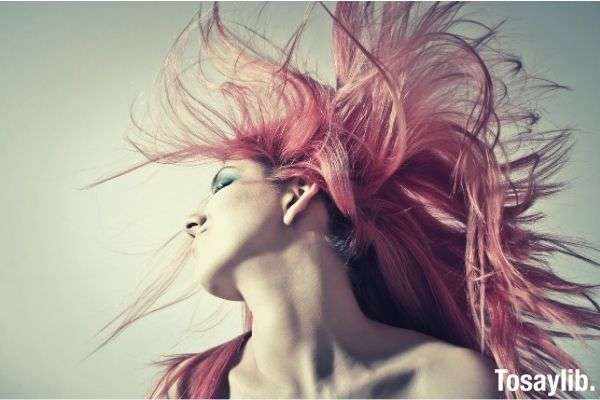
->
<box><xmin>282</xmin><ymin>181</ymin><xmax>320</xmax><ymax>226</ymax></box>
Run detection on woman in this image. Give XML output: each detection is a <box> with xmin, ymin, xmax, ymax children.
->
<box><xmin>84</xmin><ymin>2</ymin><xmax>600</xmax><ymax>399</ymax></box>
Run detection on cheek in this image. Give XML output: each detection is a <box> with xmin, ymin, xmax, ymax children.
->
<box><xmin>192</xmin><ymin>186</ymin><xmax>282</xmax><ymax>288</ymax></box>
<box><xmin>232</xmin><ymin>188</ymin><xmax>280</xmax><ymax>234</ymax></box>
<box><xmin>209</xmin><ymin>186</ymin><xmax>281</xmax><ymax>243</ymax></box>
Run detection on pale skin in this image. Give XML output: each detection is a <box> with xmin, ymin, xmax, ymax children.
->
<box><xmin>184</xmin><ymin>158</ymin><xmax>501</xmax><ymax>399</ymax></box>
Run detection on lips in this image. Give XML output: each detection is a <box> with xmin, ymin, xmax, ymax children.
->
<box><xmin>191</xmin><ymin>228</ymin><xmax>207</xmax><ymax>240</ymax></box>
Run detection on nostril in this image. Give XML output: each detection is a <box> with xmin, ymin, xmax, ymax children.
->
<box><xmin>184</xmin><ymin>213</ymin><xmax>207</xmax><ymax>238</ymax></box>
<box><xmin>185</xmin><ymin>222</ymin><xmax>197</xmax><ymax>239</ymax></box>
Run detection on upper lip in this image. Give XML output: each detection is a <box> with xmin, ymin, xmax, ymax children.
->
<box><xmin>189</xmin><ymin>228</ymin><xmax>207</xmax><ymax>239</ymax></box>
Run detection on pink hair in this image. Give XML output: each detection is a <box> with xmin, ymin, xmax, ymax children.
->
<box><xmin>83</xmin><ymin>2</ymin><xmax>600</xmax><ymax>398</ymax></box>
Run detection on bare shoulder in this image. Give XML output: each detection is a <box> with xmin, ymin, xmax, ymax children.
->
<box><xmin>410</xmin><ymin>342</ymin><xmax>502</xmax><ymax>399</ymax></box>
<box><xmin>351</xmin><ymin>326</ymin><xmax>502</xmax><ymax>399</ymax></box>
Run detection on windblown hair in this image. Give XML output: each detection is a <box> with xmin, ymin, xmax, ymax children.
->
<box><xmin>84</xmin><ymin>2</ymin><xmax>600</xmax><ymax>399</ymax></box>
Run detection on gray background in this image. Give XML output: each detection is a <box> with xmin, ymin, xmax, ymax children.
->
<box><xmin>1</xmin><ymin>2</ymin><xmax>599</xmax><ymax>398</ymax></box>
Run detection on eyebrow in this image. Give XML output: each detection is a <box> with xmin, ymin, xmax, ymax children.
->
<box><xmin>210</xmin><ymin>165</ymin><xmax>238</xmax><ymax>191</ymax></box>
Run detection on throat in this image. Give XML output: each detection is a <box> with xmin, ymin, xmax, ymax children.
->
<box><xmin>226</xmin><ymin>324</ymin><xmax>384</xmax><ymax>398</ymax></box>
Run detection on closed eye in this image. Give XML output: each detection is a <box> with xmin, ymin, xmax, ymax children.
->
<box><xmin>210</xmin><ymin>165</ymin><xmax>240</xmax><ymax>194</ymax></box>
<box><xmin>213</xmin><ymin>178</ymin><xmax>233</xmax><ymax>194</ymax></box>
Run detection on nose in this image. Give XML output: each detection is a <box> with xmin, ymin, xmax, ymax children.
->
<box><xmin>184</xmin><ymin>213</ymin><xmax>207</xmax><ymax>238</ymax></box>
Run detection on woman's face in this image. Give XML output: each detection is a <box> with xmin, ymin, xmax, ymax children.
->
<box><xmin>185</xmin><ymin>158</ymin><xmax>287</xmax><ymax>300</ymax></box>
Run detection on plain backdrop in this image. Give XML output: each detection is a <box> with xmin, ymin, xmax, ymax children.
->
<box><xmin>1</xmin><ymin>2</ymin><xmax>599</xmax><ymax>398</ymax></box>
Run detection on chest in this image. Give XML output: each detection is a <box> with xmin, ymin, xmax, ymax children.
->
<box><xmin>226</xmin><ymin>359</ymin><xmax>420</xmax><ymax>398</ymax></box>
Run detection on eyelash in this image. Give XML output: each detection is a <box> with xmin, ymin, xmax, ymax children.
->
<box><xmin>213</xmin><ymin>178</ymin><xmax>233</xmax><ymax>194</ymax></box>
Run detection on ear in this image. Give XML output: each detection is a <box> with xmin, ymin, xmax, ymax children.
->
<box><xmin>281</xmin><ymin>178</ymin><xmax>320</xmax><ymax>226</ymax></box>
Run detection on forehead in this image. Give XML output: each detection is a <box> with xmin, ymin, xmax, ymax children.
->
<box><xmin>221</xmin><ymin>158</ymin><xmax>266</xmax><ymax>177</ymax></box>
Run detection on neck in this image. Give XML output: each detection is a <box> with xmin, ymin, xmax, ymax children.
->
<box><xmin>231</xmin><ymin>230</ymin><xmax>379</xmax><ymax>395</ymax></box>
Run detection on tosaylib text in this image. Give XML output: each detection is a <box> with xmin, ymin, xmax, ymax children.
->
<box><xmin>495</xmin><ymin>369</ymin><xmax>595</xmax><ymax>396</ymax></box>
